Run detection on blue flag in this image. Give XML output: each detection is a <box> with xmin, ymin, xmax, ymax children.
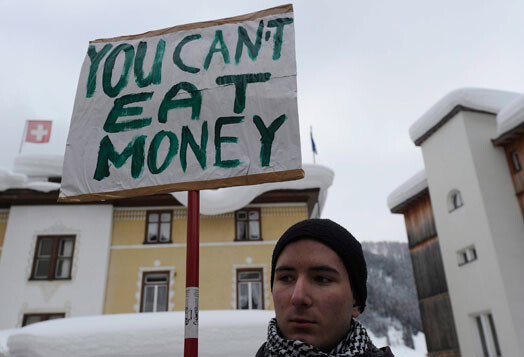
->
<box><xmin>310</xmin><ymin>131</ymin><xmax>317</xmax><ymax>155</ymax></box>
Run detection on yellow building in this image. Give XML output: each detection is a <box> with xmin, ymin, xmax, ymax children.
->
<box><xmin>0</xmin><ymin>156</ymin><xmax>333</xmax><ymax>328</ymax></box>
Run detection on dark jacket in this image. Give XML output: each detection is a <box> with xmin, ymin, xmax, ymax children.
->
<box><xmin>255</xmin><ymin>343</ymin><xmax>394</xmax><ymax>357</ymax></box>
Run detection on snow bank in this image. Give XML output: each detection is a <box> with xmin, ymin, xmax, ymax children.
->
<box><xmin>5</xmin><ymin>310</ymin><xmax>273</xmax><ymax>357</ymax></box>
<box><xmin>387</xmin><ymin>170</ymin><xmax>427</xmax><ymax>211</ymax></box>
<box><xmin>495</xmin><ymin>94</ymin><xmax>524</xmax><ymax>139</ymax></box>
<box><xmin>1</xmin><ymin>311</ymin><xmax>426</xmax><ymax>357</ymax></box>
<box><xmin>409</xmin><ymin>88</ymin><xmax>519</xmax><ymax>144</ymax></box>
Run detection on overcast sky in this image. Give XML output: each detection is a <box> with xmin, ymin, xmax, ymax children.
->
<box><xmin>2</xmin><ymin>0</ymin><xmax>524</xmax><ymax>243</ymax></box>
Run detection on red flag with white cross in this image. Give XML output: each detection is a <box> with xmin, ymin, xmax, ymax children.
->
<box><xmin>25</xmin><ymin>120</ymin><xmax>52</xmax><ymax>143</ymax></box>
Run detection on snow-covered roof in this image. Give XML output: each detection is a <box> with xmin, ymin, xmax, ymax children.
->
<box><xmin>387</xmin><ymin>170</ymin><xmax>427</xmax><ymax>212</ymax></box>
<box><xmin>494</xmin><ymin>94</ymin><xmax>524</xmax><ymax>141</ymax></box>
<box><xmin>409</xmin><ymin>88</ymin><xmax>519</xmax><ymax>145</ymax></box>
<box><xmin>0</xmin><ymin>155</ymin><xmax>334</xmax><ymax>215</ymax></box>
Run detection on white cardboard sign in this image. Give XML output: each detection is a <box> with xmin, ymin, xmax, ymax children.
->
<box><xmin>60</xmin><ymin>4</ymin><xmax>303</xmax><ymax>202</ymax></box>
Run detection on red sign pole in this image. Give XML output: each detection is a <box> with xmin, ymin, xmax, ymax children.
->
<box><xmin>184</xmin><ymin>190</ymin><xmax>200</xmax><ymax>357</ymax></box>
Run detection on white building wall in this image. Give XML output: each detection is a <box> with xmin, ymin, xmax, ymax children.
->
<box><xmin>421</xmin><ymin>111</ymin><xmax>524</xmax><ymax>357</ymax></box>
<box><xmin>0</xmin><ymin>205</ymin><xmax>113</xmax><ymax>329</ymax></box>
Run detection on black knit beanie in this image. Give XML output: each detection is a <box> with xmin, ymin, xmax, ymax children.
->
<box><xmin>270</xmin><ymin>218</ymin><xmax>367</xmax><ymax>312</ymax></box>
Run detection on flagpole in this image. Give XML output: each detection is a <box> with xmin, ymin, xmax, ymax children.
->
<box><xmin>310</xmin><ymin>126</ymin><xmax>316</xmax><ymax>164</ymax></box>
<box><xmin>184</xmin><ymin>190</ymin><xmax>200</xmax><ymax>357</ymax></box>
<box><xmin>18</xmin><ymin>120</ymin><xmax>28</xmax><ymax>154</ymax></box>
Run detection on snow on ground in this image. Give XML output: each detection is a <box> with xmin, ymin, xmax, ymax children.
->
<box><xmin>0</xmin><ymin>310</ymin><xmax>427</xmax><ymax>356</ymax></box>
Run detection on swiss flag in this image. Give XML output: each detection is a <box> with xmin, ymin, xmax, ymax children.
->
<box><xmin>25</xmin><ymin>120</ymin><xmax>52</xmax><ymax>143</ymax></box>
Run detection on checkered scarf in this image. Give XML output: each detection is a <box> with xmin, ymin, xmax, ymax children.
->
<box><xmin>263</xmin><ymin>318</ymin><xmax>373</xmax><ymax>357</ymax></box>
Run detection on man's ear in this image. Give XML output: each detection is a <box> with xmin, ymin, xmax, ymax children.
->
<box><xmin>352</xmin><ymin>304</ymin><xmax>361</xmax><ymax>318</ymax></box>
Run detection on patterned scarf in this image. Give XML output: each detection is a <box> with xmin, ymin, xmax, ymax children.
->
<box><xmin>264</xmin><ymin>318</ymin><xmax>374</xmax><ymax>357</ymax></box>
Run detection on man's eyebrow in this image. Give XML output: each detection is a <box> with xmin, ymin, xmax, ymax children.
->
<box><xmin>310</xmin><ymin>265</ymin><xmax>340</xmax><ymax>274</ymax></box>
<box><xmin>274</xmin><ymin>266</ymin><xmax>296</xmax><ymax>272</ymax></box>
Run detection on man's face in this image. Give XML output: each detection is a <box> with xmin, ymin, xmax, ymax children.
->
<box><xmin>272</xmin><ymin>239</ymin><xmax>360</xmax><ymax>352</ymax></box>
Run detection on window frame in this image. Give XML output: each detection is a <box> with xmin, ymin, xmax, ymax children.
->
<box><xmin>234</xmin><ymin>208</ymin><xmax>262</xmax><ymax>241</ymax></box>
<box><xmin>236</xmin><ymin>268</ymin><xmax>264</xmax><ymax>310</ymax></box>
<box><xmin>510</xmin><ymin>151</ymin><xmax>522</xmax><ymax>173</ymax></box>
<box><xmin>447</xmin><ymin>189</ymin><xmax>464</xmax><ymax>212</ymax></box>
<box><xmin>473</xmin><ymin>312</ymin><xmax>501</xmax><ymax>357</ymax></box>
<box><xmin>140</xmin><ymin>270</ymin><xmax>170</xmax><ymax>313</ymax></box>
<box><xmin>22</xmin><ymin>313</ymin><xmax>65</xmax><ymax>326</ymax></box>
<box><xmin>457</xmin><ymin>246</ymin><xmax>477</xmax><ymax>266</ymax></box>
<box><xmin>144</xmin><ymin>210</ymin><xmax>173</xmax><ymax>244</ymax></box>
<box><xmin>30</xmin><ymin>235</ymin><xmax>75</xmax><ymax>281</ymax></box>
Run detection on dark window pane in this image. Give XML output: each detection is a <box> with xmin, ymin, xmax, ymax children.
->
<box><xmin>58</xmin><ymin>239</ymin><xmax>73</xmax><ymax>257</ymax></box>
<box><xmin>55</xmin><ymin>258</ymin><xmax>71</xmax><ymax>278</ymax></box>
<box><xmin>35</xmin><ymin>259</ymin><xmax>51</xmax><ymax>278</ymax></box>
<box><xmin>157</xmin><ymin>286</ymin><xmax>168</xmax><ymax>312</ymax></box>
<box><xmin>238</xmin><ymin>271</ymin><xmax>261</xmax><ymax>281</ymax></box>
<box><xmin>38</xmin><ymin>238</ymin><xmax>53</xmax><ymax>256</ymax></box>
<box><xmin>238</xmin><ymin>283</ymin><xmax>249</xmax><ymax>309</ymax></box>
<box><xmin>143</xmin><ymin>286</ymin><xmax>155</xmax><ymax>312</ymax></box>
<box><xmin>24</xmin><ymin>315</ymin><xmax>43</xmax><ymax>326</ymax></box>
<box><xmin>237</xmin><ymin>222</ymin><xmax>247</xmax><ymax>240</ymax></box>
<box><xmin>249</xmin><ymin>221</ymin><xmax>260</xmax><ymax>240</ymax></box>
<box><xmin>236</xmin><ymin>211</ymin><xmax>247</xmax><ymax>220</ymax></box>
<box><xmin>251</xmin><ymin>283</ymin><xmax>262</xmax><ymax>309</ymax></box>
<box><xmin>147</xmin><ymin>223</ymin><xmax>158</xmax><ymax>242</ymax></box>
<box><xmin>159</xmin><ymin>223</ymin><xmax>170</xmax><ymax>242</ymax></box>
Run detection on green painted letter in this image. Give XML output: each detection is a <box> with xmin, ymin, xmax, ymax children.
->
<box><xmin>235</xmin><ymin>20</ymin><xmax>264</xmax><ymax>64</ymax></box>
<box><xmin>134</xmin><ymin>39</ymin><xmax>165</xmax><ymax>88</ymax></box>
<box><xmin>103</xmin><ymin>43</ymin><xmax>135</xmax><ymax>97</ymax></box>
<box><xmin>104</xmin><ymin>92</ymin><xmax>154</xmax><ymax>133</ymax></box>
<box><xmin>173</xmin><ymin>34</ymin><xmax>202</xmax><ymax>73</ymax></box>
<box><xmin>214</xmin><ymin>116</ymin><xmax>244</xmax><ymax>168</ymax></box>
<box><xmin>86</xmin><ymin>44</ymin><xmax>113</xmax><ymax>98</ymax></box>
<box><xmin>203</xmin><ymin>30</ymin><xmax>230</xmax><ymax>70</ymax></box>
<box><xmin>158</xmin><ymin>82</ymin><xmax>201</xmax><ymax>122</ymax></box>
<box><xmin>93</xmin><ymin>135</ymin><xmax>146</xmax><ymax>181</ymax></box>
<box><xmin>180</xmin><ymin>121</ymin><xmax>208</xmax><ymax>172</ymax></box>
<box><xmin>215</xmin><ymin>73</ymin><xmax>271</xmax><ymax>114</ymax></box>
<box><xmin>267</xmin><ymin>18</ymin><xmax>293</xmax><ymax>60</ymax></box>
<box><xmin>147</xmin><ymin>130</ymin><xmax>179</xmax><ymax>174</ymax></box>
<box><xmin>253</xmin><ymin>114</ymin><xmax>287</xmax><ymax>166</ymax></box>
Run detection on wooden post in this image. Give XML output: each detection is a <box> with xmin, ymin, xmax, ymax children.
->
<box><xmin>184</xmin><ymin>190</ymin><xmax>200</xmax><ymax>356</ymax></box>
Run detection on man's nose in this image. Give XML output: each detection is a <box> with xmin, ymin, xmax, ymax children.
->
<box><xmin>291</xmin><ymin>276</ymin><xmax>312</xmax><ymax>307</ymax></box>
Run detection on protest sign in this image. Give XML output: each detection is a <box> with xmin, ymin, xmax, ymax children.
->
<box><xmin>59</xmin><ymin>4</ymin><xmax>303</xmax><ymax>202</ymax></box>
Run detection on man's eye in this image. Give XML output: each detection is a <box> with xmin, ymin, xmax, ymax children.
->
<box><xmin>315</xmin><ymin>276</ymin><xmax>333</xmax><ymax>283</ymax></box>
<box><xmin>278</xmin><ymin>275</ymin><xmax>293</xmax><ymax>282</ymax></box>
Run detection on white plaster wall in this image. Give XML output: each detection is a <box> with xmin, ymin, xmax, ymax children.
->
<box><xmin>421</xmin><ymin>111</ymin><xmax>524</xmax><ymax>357</ymax></box>
<box><xmin>0</xmin><ymin>205</ymin><xmax>113</xmax><ymax>329</ymax></box>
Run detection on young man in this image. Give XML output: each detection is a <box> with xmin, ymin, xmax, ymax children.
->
<box><xmin>256</xmin><ymin>219</ymin><xmax>394</xmax><ymax>357</ymax></box>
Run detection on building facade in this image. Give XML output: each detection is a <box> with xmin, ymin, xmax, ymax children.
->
<box><xmin>388</xmin><ymin>88</ymin><xmax>524</xmax><ymax>357</ymax></box>
<box><xmin>0</xmin><ymin>156</ymin><xmax>333</xmax><ymax>329</ymax></box>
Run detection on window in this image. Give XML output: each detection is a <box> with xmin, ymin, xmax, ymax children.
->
<box><xmin>23</xmin><ymin>313</ymin><xmax>65</xmax><ymax>326</ymax></box>
<box><xmin>145</xmin><ymin>211</ymin><xmax>172</xmax><ymax>243</ymax></box>
<box><xmin>473</xmin><ymin>312</ymin><xmax>501</xmax><ymax>357</ymax></box>
<box><xmin>235</xmin><ymin>209</ymin><xmax>261</xmax><ymax>241</ymax></box>
<box><xmin>237</xmin><ymin>269</ymin><xmax>264</xmax><ymax>310</ymax></box>
<box><xmin>510</xmin><ymin>151</ymin><xmax>522</xmax><ymax>172</ymax></box>
<box><xmin>31</xmin><ymin>236</ymin><xmax>75</xmax><ymax>280</ymax></box>
<box><xmin>448</xmin><ymin>189</ymin><xmax>464</xmax><ymax>212</ymax></box>
<box><xmin>141</xmin><ymin>271</ymin><xmax>169</xmax><ymax>312</ymax></box>
<box><xmin>457</xmin><ymin>246</ymin><xmax>477</xmax><ymax>266</ymax></box>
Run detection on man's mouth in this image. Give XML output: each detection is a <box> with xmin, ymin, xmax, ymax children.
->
<box><xmin>289</xmin><ymin>318</ymin><xmax>316</xmax><ymax>327</ymax></box>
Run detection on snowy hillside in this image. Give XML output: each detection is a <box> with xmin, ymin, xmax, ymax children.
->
<box><xmin>360</xmin><ymin>241</ymin><xmax>422</xmax><ymax>349</ymax></box>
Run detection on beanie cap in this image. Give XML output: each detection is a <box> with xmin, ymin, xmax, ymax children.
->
<box><xmin>271</xmin><ymin>218</ymin><xmax>367</xmax><ymax>312</ymax></box>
